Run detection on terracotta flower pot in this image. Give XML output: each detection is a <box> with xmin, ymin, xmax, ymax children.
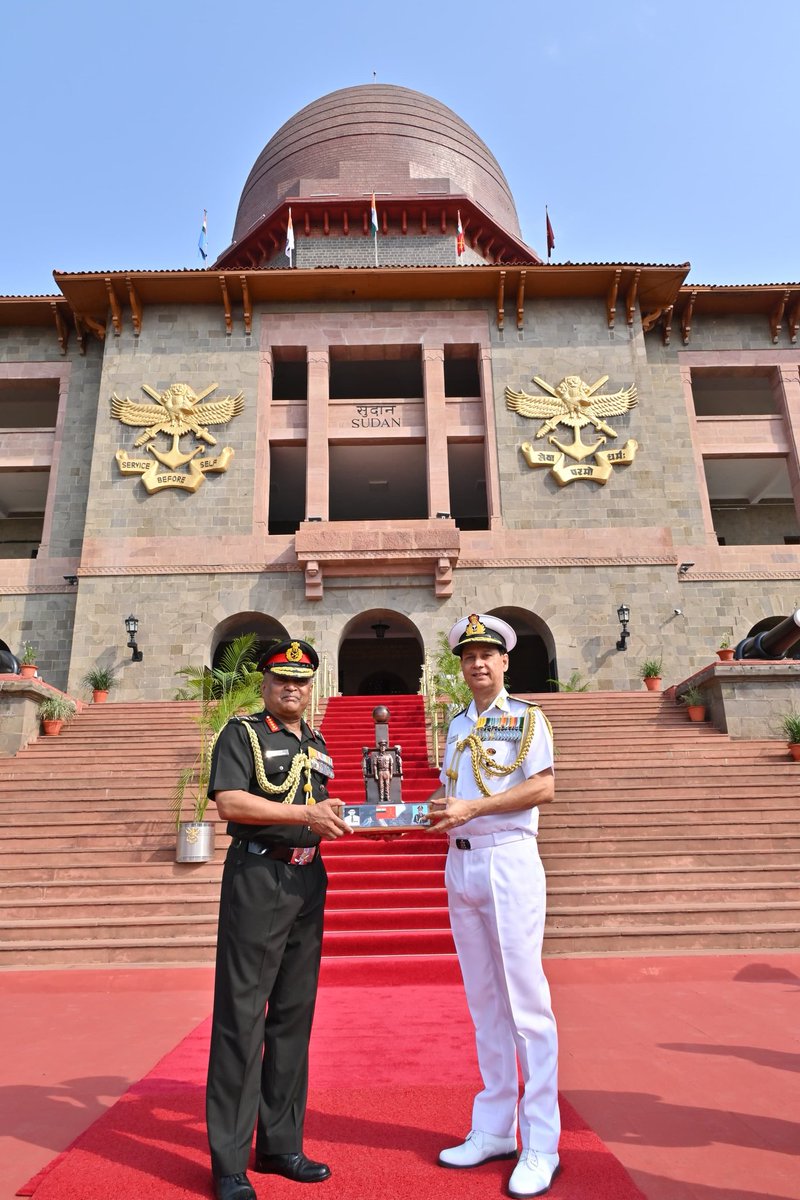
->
<box><xmin>716</xmin><ymin>648</ymin><xmax>735</xmax><ymax>661</ymax></box>
<box><xmin>20</xmin><ymin>663</ymin><xmax>37</xmax><ymax>678</ymax></box>
<box><xmin>789</xmin><ymin>743</ymin><xmax>800</xmax><ymax>762</ymax></box>
<box><xmin>92</xmin><ymin>689</ymin><xmax>109</xmax><ymax>704</ymax></box>
<box><xmin>686</xmin><ymin>705</ymin><xmax>706</xmax><ymax>722</ymax></box>
<box><xmin>643</xmin><ymin>676</ymin><xmax>662</xmax><ymax>691</ymax></box>
<box><xmin>42</xmin><ymin>719</ymin><xmax>63</xmax><ymax>736</ymax></box>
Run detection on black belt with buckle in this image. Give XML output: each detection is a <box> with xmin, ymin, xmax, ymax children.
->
<box><xmin>234</xmin><ymin>839</ymin><xmax>318</xmax><ymax>866</ymax></box>
<box><xmin>455</xmin><ymin>838</ymin><xmax>472</xmax><ymax>850</ymax></box>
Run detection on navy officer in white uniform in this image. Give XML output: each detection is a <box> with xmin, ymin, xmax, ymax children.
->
<box><xmin>428</xmin><ymin>613</ymin><xmax>560</xmax><ymax>1198</ymax></box>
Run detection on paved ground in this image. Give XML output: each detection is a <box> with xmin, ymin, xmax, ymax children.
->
<box><xmin>2</xmin><ymin>952</ymin><xmax>799</xmax><ymax>1200</ymax></box>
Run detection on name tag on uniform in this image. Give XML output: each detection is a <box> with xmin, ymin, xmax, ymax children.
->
<box><xmin>263</xmin><ymin>749</ymin><xmax>290</xmax><ymax>759</ymax></box>
<box><xmin>308</xmin><ymin>746</ymin><xmax>335</xmax><ymax>778</ymax></box>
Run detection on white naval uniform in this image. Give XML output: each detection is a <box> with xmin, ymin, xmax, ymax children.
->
<box><xmin>440</xmin><ymin>689</ymin><xmax>560</xmax><ymax>1154</ymax></box>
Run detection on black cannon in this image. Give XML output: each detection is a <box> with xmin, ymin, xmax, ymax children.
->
<box><xmin>735</xmin><ymin>608</ymin><xmax>800</xmax><ymax>660</ymax></box>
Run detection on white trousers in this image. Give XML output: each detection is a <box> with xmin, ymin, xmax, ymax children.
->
<box><xmin>445</xmin><ymin>836</ymin><xmax>560</xmax><ymax>1153</ymax></box>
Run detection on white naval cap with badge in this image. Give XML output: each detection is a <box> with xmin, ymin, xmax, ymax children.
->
<box><xmin>448</xmin><ymin>613</ymin><xmax>517</xmax><ymax>656</ymax></box>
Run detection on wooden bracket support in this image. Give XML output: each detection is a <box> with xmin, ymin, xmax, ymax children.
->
<box><xmin>496</xmin><ymin>270</ymin><xmax>506</xmax><ymax>331</ymax></box>
<box><xmin>641</xmin><ymin>307</ymin><xmax>665</xmax><ymax>334</ymax></box>
<box><xmin>606</xmin><ymin>269</ymin><xmax>621</xmax><ymax>328</ymax></box>
<box><xmin>240</xmin><ymin>275</ymin><xmax>252</xmax><ymax>335</ymax></box>
<box><xmin>770</xmin><ymin>290</ymin><xmax>790</xmax><ymax>344</ymax></box>
<box><xmin>219</xmin><ymin>274</ymin><xmax>232</xmax><ymax>334</ymax></box>
<box><xmin>788</xmin><ymin>295</ymin><xmax>800</xmax><ymax>344</ymax></box>
<box><xmin>50</xmin><ymin>302</ymin><xmax>68</xmax><ymax>354</ymax></box>
<box><xmin>625</xmin><ymin>269</ymin><xmax>641</xmax><ymax>325</ymax></box>
<box><xmin>105</xmin><ymin>277</ymin><xmax>122</xmax><ymax>335</ymax></box>
<box><xmin>662</xmin><ymin>304</ymin><xmax>673</xmax><ymax>346</ymax></box>
<box><xmin>125</xmin><ymin>277</ymin><xmax>142</xmax><ymax>336</ymax></box>
<box><xmin>516</xmin><ymin>270</ymin><xmax>527</xmax><ymax>330</ymax></box>
<box><xmin>681</xmin><ymin>291</ymin><xmax>697</xmax><ymax>345</ymax></box>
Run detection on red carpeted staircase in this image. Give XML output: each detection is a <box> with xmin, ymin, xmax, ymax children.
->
<box><xmin>1</xmin><ymin>691</ymin><xmax>799</xmax><ymax>967</ymax></box>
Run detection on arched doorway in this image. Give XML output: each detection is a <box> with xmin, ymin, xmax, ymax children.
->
<box><xmin>338</xmin><ymin>610</ymin><xmax>424</xmax><ymax>695</ymax></box>
<box><xmin>211</xmin><ymin>612</ymin><xmax>290</xmax><ymax>670</ymax></box>
<box><xmin>487</xmin><ymin>607</ymin><xmax>557</xmax><ymax>693</ymax></box>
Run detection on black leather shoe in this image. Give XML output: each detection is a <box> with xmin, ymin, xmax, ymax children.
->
<box><xmin>213</xmin><ymin>1172</ymin><xmax>256</xmax><ymax>1200</ymax></box>
<box><xmin>254</xmin><ymin>1151</ymin><xmax>331</xmax><ymax>1182</ymax></box>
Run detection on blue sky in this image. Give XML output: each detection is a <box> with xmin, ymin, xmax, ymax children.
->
<box><xmin>2</xmin><ymin>0</ymin><xmax>797</xmax><ymax>295</ymax></box>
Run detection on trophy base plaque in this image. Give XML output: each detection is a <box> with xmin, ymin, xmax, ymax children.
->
<box><xmin>340</xmin><ymin>801</ymin><xmax>433</xmax><ymax>833</ymax></box>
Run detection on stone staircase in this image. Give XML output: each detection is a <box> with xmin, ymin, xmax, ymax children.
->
<box><xmin>0</xmin><ymin>693</ymin><xmax>798</xmax><ymax>967</ymax></box>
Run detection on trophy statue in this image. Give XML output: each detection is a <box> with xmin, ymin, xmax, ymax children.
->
<box><xmin>346</xmin><ymin>705</ymin><xmax>430</xmax><ymax>831</ymax></box>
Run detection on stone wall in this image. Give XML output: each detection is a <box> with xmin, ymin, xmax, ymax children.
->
<box><xmin>491</xmin><ymin>300</ymin><xmax>709</xmax><ymax>544</ymax></box>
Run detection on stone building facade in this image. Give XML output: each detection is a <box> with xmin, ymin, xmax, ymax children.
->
<box><xmin>1</xmin><ymin>85</ymin><xmax>799</xmax><ymax>700</ymax></box>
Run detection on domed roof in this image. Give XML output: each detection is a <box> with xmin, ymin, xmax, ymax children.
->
<box><xmin>233</xmin><ymin>83</ymin><xmax>521</xmax><ymax>243</ymax></box>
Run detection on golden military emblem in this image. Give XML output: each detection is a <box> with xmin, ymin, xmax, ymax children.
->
<box><xmin>505</xmin><ymin>373</ymin><xmax>639</xmax><ymax>486</ymax></box>
<box><xmin>286</xmin><ymin>642</ymin><xmax>304</xmax><ymax>662</ymax></box>
<box><xmin>111</xmin><ymin>382</ymin><xmax>244</xmax><ymax>493</ymax></box>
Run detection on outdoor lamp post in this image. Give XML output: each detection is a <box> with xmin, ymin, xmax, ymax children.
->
<box><xmin>124</xmin><ymin>614</ymin><xmax>144</xmax><ymax>662</ymax></box>
<box><xmin>616</xmin><ymin>604</ymin><xmax>631</xmax><ymax>652</ymax></box>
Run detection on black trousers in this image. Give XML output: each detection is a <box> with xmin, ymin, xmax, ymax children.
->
<box><xmin>206</xmin><ymin>844</ymin><xmax>327</xmax><ymax>1177</ymax></box>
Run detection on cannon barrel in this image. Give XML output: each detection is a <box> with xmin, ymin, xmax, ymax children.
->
<box><xmin>735</xmin><ymin>609</ymin><xmax>800</xmax><ymax>660</ymax></box>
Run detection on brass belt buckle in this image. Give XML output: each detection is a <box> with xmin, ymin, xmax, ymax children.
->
<box><xmin>290</xmin><ymin>847</ymin><xmax>315</xmax><ymax>866</ymax></box>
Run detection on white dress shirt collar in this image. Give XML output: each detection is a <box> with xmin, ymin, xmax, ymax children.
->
<box><xmin>466</xmin><ymin>688</ymin><xmax>511</xmax><ymax>722</ymax></box>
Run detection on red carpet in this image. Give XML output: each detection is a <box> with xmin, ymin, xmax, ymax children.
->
<box><xmin>18</xmin><ymin>979</ymin><xmax>644</xmax><ymax>1200</ymax></box>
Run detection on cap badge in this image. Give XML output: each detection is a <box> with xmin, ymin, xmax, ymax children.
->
<box><xmin>286</xmin><ymin>642</ymin><xmax>303</xmax><ymax>662</ymax></box>
<box><xmin>466</xmin><ymin>614</ymin><xmax>486</xmax><ymax>636</ymax></box>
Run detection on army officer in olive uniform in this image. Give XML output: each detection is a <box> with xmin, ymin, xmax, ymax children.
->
<box><xmin>206</xmin><ymin>639</ymin><xmax>351</xmax><ymax>1200</ymax></box>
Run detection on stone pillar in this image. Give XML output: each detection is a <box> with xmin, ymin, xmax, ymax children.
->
<box><xmin>479</xmin><ymin>347</ymin><xmax>503</xmax><ymax>529</ymax></box>
<box><xmin>255</xmin><ymin>348</ymin><xmax>272</xmax><ymax>535</ymax></box>
<box><xmin>423</xmin><ymin>347</ymin><xmax>450</xmax><ymax>518</ymax></box>
<box><xmin>777</xmin><ymin>365</ymin><xmax>800</xmax><ymax>524</ymax></box>
<box><xmin>305</xmin><ymin>349</ymin><xmax>330</xmax><ymax>521</ymax></box>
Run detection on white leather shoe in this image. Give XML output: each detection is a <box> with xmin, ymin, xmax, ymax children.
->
<box><xmin>438</xmin><ymin>1128</ymin><xmax>517</xmax><ymax>1168</ymax></box>
<box><xmin>508</xmin><ymin>1149</ymin><xmax>561</xmax><ymax>1196</ymax></box>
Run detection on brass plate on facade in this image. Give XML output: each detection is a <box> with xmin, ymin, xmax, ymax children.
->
<box><xmin>506</xmin><ymin>373</ymin><xmax>638</xmax><ymax>486</ymax></box>
<box><xmin>111</xmin><ymin>382</ymin><xmax>244</xmax><ymax>493</ymax></box>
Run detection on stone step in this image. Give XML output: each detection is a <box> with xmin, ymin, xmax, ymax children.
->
<box><xmin>545</xmin><ymin>900</ymin><xmax>800</xmax><ymax>929</ymax></box>
<box><xmin>540</xmin><ymin>923</ymin><xmax>800</xmax><ymax>954</ymax></box>
<box><xmin>545</xmin><ymin>862</ymin><xmax>800</xmax><ymax>885</ymax></box>
<box><xmin>0</xmin><ymin>904</ymin><xmax>455</xmax><ymax>943</ymax></box>
<box><xmin>539</xmin><ymin>847</ymin><xmax>800</xmax><ymax>870</ymax></box>
<box><xmin>3</xmin><ymin>920</ymin><xmax>799</xmax><ymax>969</ymax></box>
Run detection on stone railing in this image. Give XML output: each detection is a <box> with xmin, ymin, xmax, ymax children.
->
<box><xmin>674</xmin><ymin>660</ymin><xmax>800</xmax><ymax>740</ymax></box>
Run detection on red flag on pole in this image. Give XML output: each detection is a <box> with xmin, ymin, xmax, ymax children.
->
<box><xmin>546</xmin><ymin>207</ymin><xmax>555</xmax><ymax>260</ymax></box>
<box><xmin>456</xmin><ymin>210</ymin><xmax>465</xmax><ymax>257</ymax></box>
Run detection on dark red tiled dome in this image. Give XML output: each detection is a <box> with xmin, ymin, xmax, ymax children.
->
<box><xmin>233</xmin><ymin>84</ymin><xmax>521</xmax><ymax>242</ymax></box>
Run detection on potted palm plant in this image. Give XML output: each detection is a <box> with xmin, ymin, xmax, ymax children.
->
<box><xmin>38</xmin><ymin>694</ymin><xmax>77</xmax><ymax>736</ymax></box>
<box><xmin>172</xmin><ymin>634</ymin><xmax>265</xmax><ymax>862</ymax></box>
<box><xmin>82</xmin><ymin>664</ymin><xmax>118</xmax><ymax>703</ymax></box>
<box><xmin>640</xmin><ymin>657</ymin><xmax>663</xmax><ymax>691</ymax></box>
<box><xmin>679</xmin><ymin>685</ymin><xmax>706</xmax><ymax>722</ymax></box>
<box><xmin>19</xmin><ymin>642</ymin><xmax>38</xmax><ymax>679</ymax></box>
<box><xmin>780</xmin><ymin>710</ymin><xmax>800</xmax><ymax>762</ymax></box>
<box><xmin>716</xmin><ymin>633</ymin><xmax>735</xmax><ymax>662</ymax></box>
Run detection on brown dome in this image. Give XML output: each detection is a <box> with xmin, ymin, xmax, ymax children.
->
<box><xmin>233</xmin><ymin>84</ymin><xmax>521</xmax><ymax>243</ymax></box>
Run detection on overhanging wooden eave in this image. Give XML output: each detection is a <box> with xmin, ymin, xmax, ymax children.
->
<box><xmin>47</xmin><ymin>262</ymin><xmax>689</xmax><ymax>331</ymax></box>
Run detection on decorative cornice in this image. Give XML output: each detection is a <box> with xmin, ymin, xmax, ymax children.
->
<box><xmin>679</xmin><ymin>569</ymin><xmax>800</xmax><ymax>582</ymax></box>
<box><xmin>458</xmin><ymin>555</ymin><xmax>678</xmax><ymax>569</ymax></box>
<box><xmin>55</xmin><ymin>563</ymin><xmax>300</xmax><ymax>580</ymax></box>
<box><xmin>0</xmin><ymin>583</ymin><xmax>79</xmax><ymax>595</ymax></box>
